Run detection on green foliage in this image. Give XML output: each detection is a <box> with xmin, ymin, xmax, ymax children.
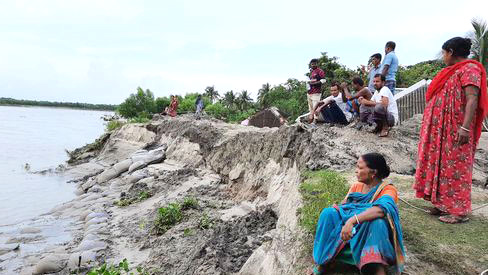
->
<box><xmin>87</xmin><ymin>259</ymin><xmax>149</xmax><ymax>275</ymax></box>
<box><xmin>155</xmin><ymin>96</ymin><xmax>171</xmax><ymax>113</ymax></box>
<box><xmin>198</xmin><ymin>213</ymin><xmax>214</xmax><ymax>230</ymax></box>
<box><xmin>153</xmin><ymin>203</ymin><xmax>183</xmax><ymax>234</ymax></box>
<box><xmin>204</xmin><ymin>102</ymin><xmax>230</xmax><ymax>120</ymax></box>
<box><xmin>258</xmin><ymin>80</ymin><xmax>308</xmax><ymax>122</ymax></box>
<box><xmin>0</xmin><ymin>97</ymin><xmax>116</xmax><ymax>111</ymax></box>
<box><xmin>298</xmin><ymin>170</ymin><xmax>349</xmax><ymax>234</ymax></box>
<box><xmin>113</xmin><ymin>191</ymin><xmax>152</xmax><ymax>207</ymax></box>
<box><xmin>470</xmin><ymin>17</ymin><xmax>488</xmax><ymax>70</ymax></box>
<box><xmin>128</xmin><ymin>113</ymin><xmax>151</xmax><ymax>123</ymax></box>
<box><xmin>117</xmin><ymin>87</ymin><xmax>156</xmax><ymax>119</ymax></box>
<box><xmin>181</xmin><ymin>197</ymin><xmax>199</xmax><ymax>210</ymax></box>
<box><xmin>396</xmin><ymin>60</ymin><xmax>445</xmax><ymax>87</ymax></box>
<box><xmin>106</xmin><ymin>120</ymin><xmax>126</xmax><ymax>132</ymax></box>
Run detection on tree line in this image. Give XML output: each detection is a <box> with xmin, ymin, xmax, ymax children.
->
<box><xmin>0</xmin><ymin>97</ymin><xmax>117</xmax><ymax>111</ymax></box>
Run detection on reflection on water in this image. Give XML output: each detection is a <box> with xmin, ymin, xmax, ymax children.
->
<box><xmin>0</xmin><ymin>106</ymin><xmax>111</xmax><ymax>226</ymax></box>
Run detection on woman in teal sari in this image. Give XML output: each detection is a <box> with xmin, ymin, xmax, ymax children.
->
<box><xmin>311</xmin><ymin>153</ymin><xmax>405</xmax><ymax>275</ymax></box>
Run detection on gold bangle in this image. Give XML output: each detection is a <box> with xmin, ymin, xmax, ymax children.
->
<box><xmin>355</xmin><ymin>214</ymin><xmax>360</xmax><ymax>225</ymax></box>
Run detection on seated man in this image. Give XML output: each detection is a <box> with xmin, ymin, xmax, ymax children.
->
<box><xmin>313</xmin><ymin>83</ymin><xmax>352</xmax><ymax>125</ymax></box>
<box><xmin>342</xmin><ymin>77</ymin><xmax>373</xmax><ymax>120</ymax></box>
<box><xmin>358</xmin><ymin>74</ymin><xmax>399</xmax><ymax>137</ymax></box>
<box><xmin>309</xmin><ymin>153</ymin><xmax>405</xmax><ymax>275</ymax></box>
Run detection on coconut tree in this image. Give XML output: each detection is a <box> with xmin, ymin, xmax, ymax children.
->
<box><xmin>237</xmin><ymin>90</ymin><xmax>253</xmax><ymax>111</ymax></box>
<box><xmin>469</xmin><ymin>18</ymin><xmax>488</xmax><ymax>131</ymax></box>
<box><xmin>470</xmin><ymin>18</ymin><xmax>488</xmax><ymax>69</ymax></box>
<box><xmin>257</xmin><ymin>83</ymin><xmax>271</xmax><ymax>107</ymax></box>
<box><xmin>222</xmin><ymin>90</ymin><xmax>236</xmax><ymax>109</ymax></box>
<box><xmin>204</xmin><ymin>86</ymin><xmax>220</xmax><ymax>103</ymax></box>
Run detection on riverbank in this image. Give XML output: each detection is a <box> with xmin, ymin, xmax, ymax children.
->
<box><xmin>3</xmin><ymin>114</ymin><xmax>487</xmax><ymax>274</ymax></box>
<box><xmin>0</xmin><ymin>98</ymin><xmax>117</xmax><ymax>111</ymax></box>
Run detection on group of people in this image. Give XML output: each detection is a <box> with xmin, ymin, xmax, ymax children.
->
<box><xmin>309</xmin><ymin>37</ymin><xmax>487</xmax><ymax>275</ymax></box>
<box><xmin>307</xmin><ymin>41</ymin><xmax>399</xmax><ymax>137</ymax></box>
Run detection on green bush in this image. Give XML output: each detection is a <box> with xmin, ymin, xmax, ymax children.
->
<box><xmin>153</xmin><ymin>203</ymin><xmax>183</xmax><ymax>234</ymax></box>
<box><xmin>299</xmin><ymin>170</ymin><xmax>349</xmax><ymax>234</ymax></box>
<box><xmin>181</xmin><ymin>197</ymin><xmax>199</xmax><ymax>210</ymax></box>
<box><xmin>87</xmin><ymin>258</ymin><xmax>149</xmax><ymax>275</ymax></box>
<box><xmin>117</xmin><ymin>87</ymin><xmax>156</xmax><ymax>119</ymax></box>
<box><xmin>155</xmin><ymin>96</ymin><xmax>171</xmax><ymax>113</ymax></box>
<box><xmin>204</xmin><ymin>102</ymin><xmax>230</xmax><ymax>120</ymax></box>
<box><xmin>106</xmin><ymin>120</ymin><xmax>125</xmax><ymax>132</ymax></box>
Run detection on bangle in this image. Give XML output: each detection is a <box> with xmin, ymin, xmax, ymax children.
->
<box><xmin>460</xmin><ymin>126</ymin><xmax>471</xmax><ymax>132</ymax></box>
<box><xmin>354</xmin><ymin>214</ymin><xmax>360</xmax><ymax>225</ymax></box>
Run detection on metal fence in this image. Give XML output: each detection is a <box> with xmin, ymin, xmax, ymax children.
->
<box><xmin>394</xmin><ymin>79</ymin><xmax>431</xmax><ymax>124</ymax></box>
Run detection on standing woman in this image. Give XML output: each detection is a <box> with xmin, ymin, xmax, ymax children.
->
<box><xmin>414</xmin><ymin>37</ymin><xmax>488</xmax><ymax>223</ymax></box>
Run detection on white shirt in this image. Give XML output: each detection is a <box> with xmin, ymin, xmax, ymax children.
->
<box><xmin>322</xmin><ymin>92</ymin><xmax>353</xmax><ymax>121</ymax></box>
<box><xmin>371</xmin><ymin>86</ymin><xmax>399</xmax><ymax>122</ymax></box>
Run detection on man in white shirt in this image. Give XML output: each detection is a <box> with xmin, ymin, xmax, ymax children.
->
<box><xmin>313</xmin><ymin>83</ymin><xmax>352</xmax><ymax>125</ymax></box>
<box><xmin>358</xmin><ymin>74</ymin><xmax>399</xmax><ymax>137</ymax></box>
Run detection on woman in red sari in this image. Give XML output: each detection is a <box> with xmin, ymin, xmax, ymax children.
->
<box><xmin>414</xmin><ymin>37</ymin><xmax>488</xmax><ymax>223</ymax></box>
<box><xmin>165</xmin><ymin>96</ymin><xmax>179</xmax><ymax>117</ymax></box>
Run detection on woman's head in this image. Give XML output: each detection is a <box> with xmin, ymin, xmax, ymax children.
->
<box><xmin>356</xmin><ymin>153</ymin><xmax>390</xmax><ymax>183</ymax></box>
<box><xmin>442</xmin><ymin>37</ymin><xmax>472</xmax><ymax>65</ymax></box>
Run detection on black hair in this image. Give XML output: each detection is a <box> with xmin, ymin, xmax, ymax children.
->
<box><xmin>330</xmin><ymin>82</ymin><xmax>347</xmax><ymax>102</ymax></box>
<box><xmin>370</xmin><ymin>53</ymin><xmax>382</xmax><ymax>61</ymax></box>
<box><xmin>374</xmin><ymin>74</ymin><xmax>386</xmax><ymax>82</ymax></box>
<box><xmin>385</xmin><ymin>41</ymin><xmax>396</xmax><ymax>50</ymax></box>
<box><xmin>352</xmin><ymin>77</ymin><xmax>364</xmax><ymax>86</ymax></box>
<box><xmin>361</xmin><ymin>153</ymin><xmax>390</xmax><ymax>180</ymax></box>
<box><xmin>442</xmin><ymin>37</ymin><xmax>472</xmax><ymax>58</ymax></box>
<box><xmin>310</xmin><ymin>58</ymin><xmax>319</xmax><ymax>64</ymax></box>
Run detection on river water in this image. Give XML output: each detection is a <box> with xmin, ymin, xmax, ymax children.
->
<box><xmin>0</xmin><ymin>106</ymin><xmax>112</xmax><ymax>227</ymax></box>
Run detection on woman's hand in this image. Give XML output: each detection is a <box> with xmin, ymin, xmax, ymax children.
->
<box><xmin>340</xmin><ymin>218</ymin><xmax>355</xmax><ymax>242</ymax></box>
<box><xmin>457</xmin><ymin>127</ymin><xmax>470</xmax><ymax>145</ymax></box>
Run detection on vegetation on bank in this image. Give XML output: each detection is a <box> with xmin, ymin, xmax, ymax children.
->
<box><xmin>85</xmin><ymin>258</ymin><xmax>151</xmax><ymax>275</ymax></box>
<box><xmin>0</xmin><ymin>97</ymin><xmax>116</xmax><ymax>111</ymax></box>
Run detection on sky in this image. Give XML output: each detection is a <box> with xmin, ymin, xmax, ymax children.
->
<box><xmin>0</xmin><ymin>0</ymin><xmax>487</xmax><ymax>104</ymax></box>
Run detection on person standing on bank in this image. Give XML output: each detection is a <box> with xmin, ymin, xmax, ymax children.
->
<box><xmin>414</xmin><ymin>37</ymin><xmax>488</xmax><ymax>224</ymax></box>
<box><xmin>381</xmin><ymin>42</ymin><xmax>399</xmax><ymax>94</ymax></box>
<box><xmin>307</xmin><ymin>59</ymin><xmax>326</xmax><ymax>123</ymax></box>
<box><xmin>368</xmin><ymin>53</ymin><xmax>383</xmax><ymax>92</ymax></box>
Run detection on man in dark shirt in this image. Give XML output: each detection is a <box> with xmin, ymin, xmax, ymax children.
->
<box><xmin>307</xmin><ymin>59</ymin><xmax>325</xmax><ymax>122</ymax></box>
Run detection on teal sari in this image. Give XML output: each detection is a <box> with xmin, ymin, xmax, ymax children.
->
<box><xmin>313</xmin><ymin>182</ymin><xmax>405</xmax><ymax>273</ymax></box>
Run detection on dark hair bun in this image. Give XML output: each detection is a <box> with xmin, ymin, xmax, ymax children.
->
<box><xmin>361</xmin><ymin>153</ymin><xmax>391</xmax><ymax>180</ymax></box>
<box><xmin>442</xmin><ymin>37</ymin><xmax>472</xmax><ymax>58</ymax></box>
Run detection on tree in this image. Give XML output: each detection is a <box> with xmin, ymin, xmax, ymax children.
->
<box><xmin>236</xmin><ymin>90</ymin><xmax>252</xmax><ymax>111</ymax></box>
<box><xmin>222</xmin><ymin>90</ymin><xmax>236</xmax><ymax>109</ymax></box>
<box><xmin>117</xmin><ymin>87</ymin><xmax>156</xmax><ymax>118</ymax></box>
<box><xmin>470</xmin><ymin>18</ymin><xmax>488</xmax><ymax>70</ymax></box>
<box><xmin>257</xmin><ymin>83</ymin><xmax>271</xmax><ymax>107</ymax></box>
<box><xmin>204</xmin><ymin>86</ymin><xmax>220</xmax><ymax>103</ymax></box>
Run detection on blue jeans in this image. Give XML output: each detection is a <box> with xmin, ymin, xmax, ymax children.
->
<box><xmin>385</xmin><ymin>80</ymin><xmax>396</xmax><ymax>95</ymax></box>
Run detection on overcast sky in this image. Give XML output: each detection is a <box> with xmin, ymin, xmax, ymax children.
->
<box><xmin>0</xmin><ymin>0</ymin><xmax>486</xmax><ymax>104</ymax></box>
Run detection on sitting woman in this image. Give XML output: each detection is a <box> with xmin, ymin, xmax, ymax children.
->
<box><xmin>313</xmin><ymin>83</ymin><xmax>352</xmax><ymax>125</ymax></box>
<box><xmin>310</xmin><ymin>153</ymin><xmax>405</xmax><ymax>275</ymax></box>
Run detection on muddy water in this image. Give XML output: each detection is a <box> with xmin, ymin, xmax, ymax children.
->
<box><xmin>0</xmin><ymin>106</ymin><xmax>111</xmax><ymax>226</ymax></box>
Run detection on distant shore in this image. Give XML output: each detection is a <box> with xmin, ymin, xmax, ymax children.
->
<box><xmin>0</xmin><ymin>97</ymin><xmax>117</xmax><ymax>111</ymax></box>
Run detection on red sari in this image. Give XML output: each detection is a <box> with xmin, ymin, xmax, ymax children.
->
<box><xmin>168</xmin><ymin>98</ymin><xmax>179</xmax><ymax>117</ymax></box>
<box><xmin>414</xmin><ymin>60</ymin><xmax>487</xmax><ymax>216</ymax></box>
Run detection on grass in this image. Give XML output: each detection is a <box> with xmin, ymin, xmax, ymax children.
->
<box><xmin>153</xmin><ymin>197</ymin><xmax>201</xmax><ymax>235</ymax></box>
<box><xmin>129</xmin><ymin>116</ymin><xmax>150</xmax><ymax>123</ymax></box>
<box><xmin>106</xmin><ymin>120</ymin><xmax>126</xmax><ymax>132</ymax></box>
<box><xmin>298</xmin><ymin>170</ymin><xmax>349</xmax><ymax>235</ymax></box>
<box><xmin>198</xmin><ymin>213</ymin><xmax>214</xmax><ymax>230</ymax></box>
<box><xmin>114</xmin><ymin>191</ymin><xmax>153</xmax><ymax>207</ymax></box>
<box><xmin>153</xmin><ymin>203</ymin><xmax>183</xmax><ymax>235</ymax></box>
<box><xmin>85</xmin><ymin>259</ymin><xmax>149</xmax><ymax>275</ymax></box>
<box><xmin>399</xmin><ymin>199</ymin><xmax>488</xmax><ymax>275</ymax></box>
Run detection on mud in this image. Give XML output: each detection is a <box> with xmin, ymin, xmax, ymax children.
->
<box><xmin>2</xmin><ymin>114</ymin><xmax>486</xmax><ymax>275</ymax></box>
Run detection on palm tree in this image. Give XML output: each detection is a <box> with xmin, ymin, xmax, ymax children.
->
<box><xmin>470</xmin><ymin>18</ymin><xmax>488</xmax><ymax>69</ymax></box>
<box><xmin>237</xmin><ymin>90</ymin><xmax>252</xmax><ymax>111</ymax></box>
<box><xmin>257</xmin><ymin>83</ymin><xmax>271</xmax><ymax>107</ymax></box>
<box><xmin>222</xmin><ymin>90</ymin><xmax>236</xmax><ymax>109</ymax></box>
<box><xmin>204</xmin><ymin>86</ymin><xmax>220</xmax><ymax>103</ymax></box>
<box><xmin>469</xmin><ymin>18</ymin><xmax>488</xmax><ymax>131</ymax></box>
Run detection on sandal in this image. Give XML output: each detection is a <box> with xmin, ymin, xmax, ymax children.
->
<box><xmin>428</xmin><ymin>207</ymin><xmax>448</xmax><ymax>216</ymax></box>
<box><xmin>439</xmin><ymin>215</ymin><xmax>469</xmax><ymax>224</ymax></box>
